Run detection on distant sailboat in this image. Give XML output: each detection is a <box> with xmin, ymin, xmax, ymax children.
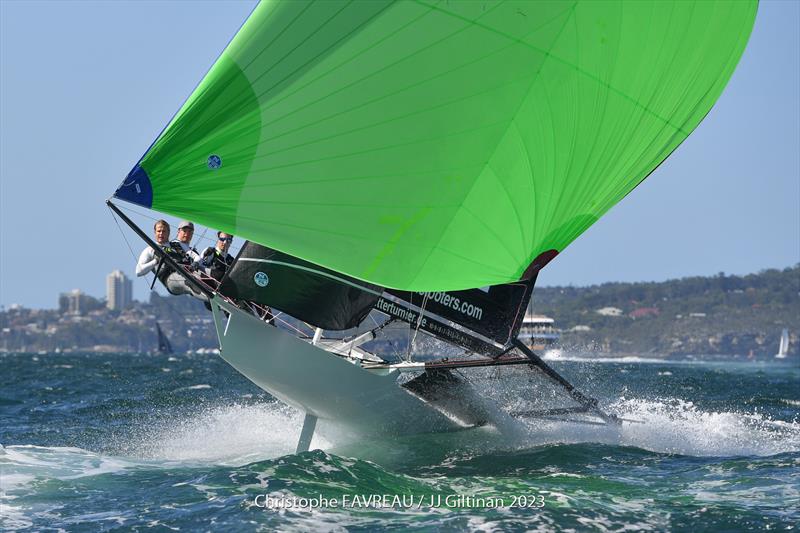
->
<box><xmin>156</xmin><ymin>322</ymin><xmax>173</xmax><ymax>355</ymax></box>
<box><xmin>775</xmin><ymin>329</ymin><xmax>789</xmax><ymax>359</ymax></box>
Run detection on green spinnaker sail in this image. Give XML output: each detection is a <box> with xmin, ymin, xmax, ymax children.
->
<box><xmin>114</xmin><ymin>0</ymin><xmax>757</xmax><ymax>291</ymax></box>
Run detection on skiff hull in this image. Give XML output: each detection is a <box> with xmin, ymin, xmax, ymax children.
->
<box><xmin>210</xmin><ymin>297</ymin><xmax>495</xmax><ymax>437</ymax></box>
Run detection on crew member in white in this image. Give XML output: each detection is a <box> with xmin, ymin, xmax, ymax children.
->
<box><xmin>136</xmin><ymin>219</ymin><xmax>171</xmax><ymax>276</ymax></box>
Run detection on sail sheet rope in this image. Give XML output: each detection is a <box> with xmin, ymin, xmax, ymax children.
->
<box><xmin>109</xmin><ymin>206</ymin><xmax>156</xmax><ymax>291</ymax></box>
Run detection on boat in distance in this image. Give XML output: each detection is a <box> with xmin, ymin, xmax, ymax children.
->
<box><xmin>518</xmin><ymin>313</ymin><xmax>562</xmax><ymax>358</ymax></box>
<box><xmin>775</xmin><ymin>329</ymin><xmax>790</xmax><ymax>359</ymax></box>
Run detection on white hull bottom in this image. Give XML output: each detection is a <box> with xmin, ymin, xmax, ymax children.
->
<box><xmin>211</xmin><ymin>297</ymin><xmax>511</xmax><ymax>438</ymax></box>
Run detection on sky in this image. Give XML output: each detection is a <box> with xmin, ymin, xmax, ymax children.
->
<box><xmin>1</xmin><ymin>0</ymin><xmax>798</xmax><ymax>309</ymax></box>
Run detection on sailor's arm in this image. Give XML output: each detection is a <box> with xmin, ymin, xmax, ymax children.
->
<box><xmin>190</xmin><ymin>246</ymin><xmax>210</xmax><ymax>275</ymax></box>
<box><xmin>186</xmin><ymin>247</ymin><xmax>203</xmax><ymax>264</ymax></box>
<box><xmin>199</xmin><ymin>247</ymin><xmax>214</xmax><ymax>265</ymax></box>
<box><xmin>136</xmin><ymin>247</ymin><xmax>159</xmax><ymax>277</ymax></box>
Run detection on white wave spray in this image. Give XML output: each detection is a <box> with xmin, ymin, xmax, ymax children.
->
<box><xmin>128</xmin><ymin>401</ymin><xmax>332</xmax><ymax>465</ymax></box>
<box><xmin>509</xmin><ymin>397</ymin><xmax>800</xmax><ymax>457</ymax></box>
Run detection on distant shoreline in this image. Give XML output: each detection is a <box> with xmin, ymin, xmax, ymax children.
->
<box><xmin>1</xmin><ymin>266</ymin><xmax>796</xmax><ymax>357</ymax></box>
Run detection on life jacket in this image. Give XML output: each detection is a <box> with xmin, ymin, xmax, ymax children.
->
<box><xmin>203</xmin><ymin>248</ymin><xmax>235</xmax><ymax>282</ymax></box>
<box><xmin>168</xmin><ymin>240</ymin><xmax>197</xmax><ymax>262</ymax></box>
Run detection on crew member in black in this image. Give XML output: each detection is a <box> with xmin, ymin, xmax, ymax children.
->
<box><xmin>200</xmin><ymin>231</ymin><xmax>235</xmax><ymax>282</ymax></box>
<box><xmin>201</xmin><ymin>232</ymin><xmax>273</xmax><ymax>323</ymax></box>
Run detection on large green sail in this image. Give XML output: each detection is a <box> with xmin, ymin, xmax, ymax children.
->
<box><xmin>115</xmin><ymin>0</ymin><xmax>757</xmax><ymax>291</ymax></box>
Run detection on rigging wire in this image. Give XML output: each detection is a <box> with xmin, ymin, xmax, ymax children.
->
<box><xmin>110</xmin><ymin>203</ymin><xmax>311</xmax><ymax>348</ymax></box>
<box><xmin>119</xmin><ymin>204</ymin><xmax>161</xmax><ymax>223</ymax></box>
<box><xmin>108</xmin><ymin>206</ymin><xmax>166</xmax><ymax>299</ymax></box>
<box><xmin>114</xmin><ymin>204</ymin><xmax>230</xmax><ymax>252</ymax></box>
<box><xmin>192</xmin><ymin>226</ymin><xmax>209</xmax><ymax>254</ymax></box>
<box><xmin>406</xmin><ymin>292</ymin><xmax>430</xmax><ymax>362</ymax></box>
<box><xmin>357</xmin><ymin>310</ymin><xmax>388</xmax><ymax>358</ymax></box>
<box><xmin>110</xmin><ymin>206</ymin><xmax>141</xmax><ymax>270</ymax></box>
<box><xmin>108</xmin><ymin>205</ymin><xmax>204</xmax><ymax>342</ymax></box>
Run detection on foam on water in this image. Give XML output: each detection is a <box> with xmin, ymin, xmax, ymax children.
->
<box><xmin>48</xmin><ymin>396</ymin><xmax>800</xmax><ymax>473</ymax></box>
<box><xmin>171</xmin><ymin>383</ymin><xmax>212</xmax><ymax>392</ymax></box>
<box><xmin>611</xmin><ymin>398</ymin><xmax>800</xmax><ymax>456</ymax></box>
<box><xmin>1</xmin><ymin>445</ymin><xmax>135</xmax><ymax>489</ymax></box>
<box><xmin>0</xmin><ymin>402</ymin><xmax>331</xmax><ymax>497</ymax></box>
<box><xmin>0</xmin><ymin>444</ymin><xmax>140</xmax><ymax>529</ymax></box>
<box><xmin>127</xmin><ymin>401</ymin><xmax>331</xmax><ymax>465</ymax></box>
<box><xmin>2</xmin><ymin>396</ymin><xmax>797</xmax><ymax>530</ymax></box>
<box><xmin>2</xmin><ymin>390</ymin><xmax>796</xmax><ymax>504</ymax></box>
<box><xmin>509</xmin><ymin>397</ymin><xmax>800</xmax><ymax>457</ymax></box>
<box><xmin>4</xmin><ymin>396</ymin><xmax>795</xmax><ymax>492</ymax></box>
<box><xmin>545</xmin><ymin>355</ymin><xmax>667</xmax><ymax>363</ymax></box>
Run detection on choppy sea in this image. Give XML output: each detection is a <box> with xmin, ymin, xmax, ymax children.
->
<box><xmin>1</xmin><ymin>351</ymin><xmax>798</xmax><ymax>531</ymax></box>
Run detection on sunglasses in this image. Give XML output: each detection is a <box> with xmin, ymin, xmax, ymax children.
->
<box><xmin>218</xmin><ymin>237</ymin><xmax>233</xmax><ymax>243</ymax></box>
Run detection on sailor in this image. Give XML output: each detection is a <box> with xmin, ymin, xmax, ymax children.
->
<box><xmin>199</xmin><ymin>233</ymin><xmax>273</xmax><ymax>323</ymax></box>
<box><xmin>170</xmin><ymin>220</ymin><xmax>202</xmax><ymax>264</ymax></box>
<box><xmin>200</xmin><ymin>231</ymin><xmax>235</xmax><ymax>282</ymax></box>
<box><xmin>136</xmin><ymin>219</ymin><xmax>207</xmax><ymax>301</ymax></box>
<box><xmin>136</xmin><ymin>219</ymin><xmax>174</xmax><ymax>277</ymax></box>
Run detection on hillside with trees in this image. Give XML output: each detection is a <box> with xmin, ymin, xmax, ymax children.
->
<box><xmin>2</xmin><ymin>266</ymin><xmax>797</xmax><ymax>358</ymax></box>
<box><xmin>531</xmin><ymin>266</ymin><xmax>799</xmax><ymax>357</ymax></box>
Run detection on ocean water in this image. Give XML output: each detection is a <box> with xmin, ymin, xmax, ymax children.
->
<box><xmin>1</xmin><ymin>351</ymin><xmax>798</xmax><ymax>531</ymax></box>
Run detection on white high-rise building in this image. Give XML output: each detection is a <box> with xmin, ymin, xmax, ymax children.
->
<box><xmin>106</xmin><ymin>270</ymin><xmax>132</xmax><ymax>310</ymax></box>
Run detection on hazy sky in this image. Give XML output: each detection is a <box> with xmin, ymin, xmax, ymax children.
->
<box><xmin>1</xmin><ymin>1</ymin><xmax>798</xmax><ymax>309</ymax></box>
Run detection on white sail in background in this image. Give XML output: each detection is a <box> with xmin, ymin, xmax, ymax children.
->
<box><xmin>775</xmin><ymin>329</ymin><xmax>789</xmax><ymax>359</ymax></box>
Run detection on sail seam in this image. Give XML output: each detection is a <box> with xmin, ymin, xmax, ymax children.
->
<box><xmin>418</xmin><ymin>0</ymin><xmax>691</xmax><ymax>134</ymax></box>
<box><xmin>408</xmin><ymin>2</ymin><xmax>577</xmax><ymax>286</ymax></box>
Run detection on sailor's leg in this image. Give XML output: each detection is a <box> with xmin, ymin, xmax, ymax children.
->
<box><xmin>165</xmin><ymin>273</ymin><xmax>209</xmax><ymax>302</ymax></box>
<box><xmin>296</xmin><ymin>413</ymin><xmax>318</xmax><ymax>453</ymax></box>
